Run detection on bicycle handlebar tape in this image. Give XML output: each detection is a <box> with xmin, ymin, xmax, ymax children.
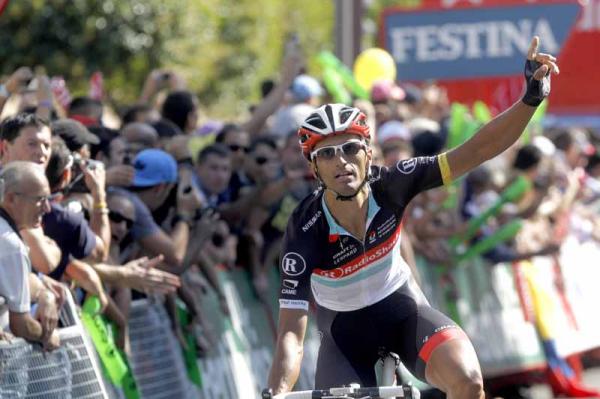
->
<box><xmin>522</xmin><ymin>59</ymin><xmax>551</xmax><ymax>107</ymax></box>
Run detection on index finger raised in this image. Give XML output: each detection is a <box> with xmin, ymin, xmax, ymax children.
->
<box><xmin>527</xmin><ymin>36</ymin><xmax>540</xmax><ymax>60</ymax></box>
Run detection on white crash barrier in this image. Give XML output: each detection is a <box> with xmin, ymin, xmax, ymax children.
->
<box><xmin>0</xmin><ymin>293</ymin><xmax>109</xmax><ymax>399</ymax></box>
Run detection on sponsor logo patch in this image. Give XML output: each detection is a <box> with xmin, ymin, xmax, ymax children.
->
<box><xmin>281</xmin><ymin>252</ymin><xmax>307</xmax><ymax>276</ymax></box>
<box><xmin>397</xmin><ymin>158</ymin><xmax>417</xmax><ymax>174</ymax></box>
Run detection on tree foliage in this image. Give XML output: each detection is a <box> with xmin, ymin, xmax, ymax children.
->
<box><xmin>0</xmin><ymin>0</ymin><xmax>333</xmax><ymax>118</ymax></box>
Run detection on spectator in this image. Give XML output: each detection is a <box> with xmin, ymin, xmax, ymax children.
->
<box><xmin>121</xmin><ymin>122</ymin><xmax>159</xmax><ymax>154</ymax></box>
<box><xmin>111</xmin><ymin>148</ymin><xmax>200</xmax><ymax>270</ymax></box>
<box><xmin>193</xmin><ymin>144</ymin><xmax>233</xmax><ymax>208</ymax></box>
<box><xmin>121</xmin><ymin>103</ymin><xmax>159</xmax><ymax>126</ymax></box>
<box><xmin>51</xmin><ymin>118</ymin><xmax>100</xmax><ymax>160</ymax></box>
<box><xmin>0</xmin><ymin>161</ymin><xmax>60</xmax><ymax>350</ymax></box>
<box><xmin>270</xmin><ymin>74</ymin><xmax>322</xmax><ymax>136</ymax></box>
<box><xmin>162</xmin><ymin>90</ymin><xmax>199</xmax><ymax>134</ymax></box>
<box><xmin>0</xmin><ymin>114</ymin><xmax>62</xmax><ymax>275</ymax></box>
<box><xmin>68</xmin><ymin>96</ymin><xmax>103</xmax><ymax>127</ymax></box>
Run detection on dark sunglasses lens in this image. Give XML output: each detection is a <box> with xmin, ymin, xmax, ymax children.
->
<box><xmin>109</xmin><ymin>211</ymin><xmax>133</xmax><ymax>228</ymax></box>
<box><xmin>255</xmin><ymin>157</ymin><xmax>268</xmax><ymax>165</ymax></box>
<box><xmin>229</xmin><ymin>145</ymin><xmax>248</xmax><ymax>153</ymax></box>
<box><xmin>212</xmin><ymin>233</ymin><xmax>225</xmax><ymax>247</ymax></box>
<box><xmin>342</xmin><ymin>142</ymin><xmax>362</xmax><ymax>156</ymax></box>
<box><xmin>318</xmin><ymin>147</ymin><xmax>336</xmax><ymax>160</ymax></box>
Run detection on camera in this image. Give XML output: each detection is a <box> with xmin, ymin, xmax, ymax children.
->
<box><xmin>64</xmin><ymin>153</ymin><xmax>102</xmax><ymax>194</ymax></box>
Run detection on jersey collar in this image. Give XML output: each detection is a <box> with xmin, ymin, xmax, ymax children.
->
<box><xmin>321</xmin><ymin>187</ymin><xmax>380</xmax><ymax>241</ymax></box>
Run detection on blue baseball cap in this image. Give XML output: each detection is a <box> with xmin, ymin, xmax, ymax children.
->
<box><xmin>291</xmin><ymin>75</ymin><xmax>323</xmax><ymax>102</ymax></box>
<box><xmin>132</xmin><ymin>149</ymin><xmax>178</xmax><ymax>187</ymax></box>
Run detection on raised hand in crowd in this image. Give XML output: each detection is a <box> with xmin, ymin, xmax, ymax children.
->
<box><xmin>4</xmin><ymin>66</ymin><xmax>34</xmax><ymax>95</ymax></box>
<box><xmin>35</xmin><ymin>75</ymin><xmax>54</xmax><ymax>120</ymax></box>
<box><xmin>82</xmin><ymin>159</ymin><xmax>107</xmax><ymax>199</ymax></box>
<box><xmin>139</xmin><ymin>69</ymin><xmax>186</xmax><ymax>104</ymax></box>
<box><xmin>105</xmin><ymin>164</ymin><xmax>135</xmax><ymax>187</ymax></box>
<box><xmin>176</xmin><ymin>167</ymin><xmax>203</xmax><ymax>218</ymax></box>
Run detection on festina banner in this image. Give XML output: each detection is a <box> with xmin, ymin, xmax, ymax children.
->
<box><xmin>380</xmin><ymin>1</ymin><xmax>580</xmax><ymax>81</ymax></box>
<box><xmin>379</xmin><ymin>0</ymin><xmax>600</xmax><ymax>116</ymax></box>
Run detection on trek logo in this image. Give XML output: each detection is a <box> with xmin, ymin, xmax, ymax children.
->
<box><xmin>397</xmin><ymin>158</ymin><xmax>417</xmax><ymax>174</ymax></box>
<box><xmin>281</xmin><ymin>252</ymin><xmax>306</xmax><ymax>276</ymax></box>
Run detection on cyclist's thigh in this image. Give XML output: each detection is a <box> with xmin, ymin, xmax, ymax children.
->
<box><xmin>390</xmin><ymin>279</ymin><xmax>465</xmax><ymax>381</ymax></box>
<box><xmin>315</xmin><ymin>305</ymin><xmax>377</xmax><ymax>389</ymax></box>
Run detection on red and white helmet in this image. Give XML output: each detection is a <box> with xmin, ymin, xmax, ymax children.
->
<box><xmin>298</xmin><ymin>103</ymin><xmax>370</xmax><ymax>160</ymax></box>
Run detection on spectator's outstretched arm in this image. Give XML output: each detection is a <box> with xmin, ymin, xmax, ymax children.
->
<box><xmin>20</xmin><ymin>227</ymin><xmax>62</xmax><ymax>274</ymax></box>
<box><xmin>241</xmin><ymin>49</ymin><xmax>303</xmax><ymax>136</ymax></box>
<box><xmin>65</xmin><ymin>259</ymin><xmax>108</xmax><ymax>312</ymax></box>
<box><xmin>90</xmin><ymin>255</ymin><xmax>180</xmax><ymax>294</ymax></box>
<box><xmin>446</xmin><ymin>37</ymin><xmax>559</xmax><ymax>180</ymax></box>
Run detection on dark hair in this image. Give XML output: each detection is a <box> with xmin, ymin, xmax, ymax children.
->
<box><xmin>68</xmin><ymin>96</ymin><xmax>102</xmax><ymax>116</ymax></box>
<box><xmin>122</xmin><ymin>103</ymin><xmax>153</xmax><ymax>126</ymax></box>
<box><xmin>586</xmin><ymin>149</ymin><xmax>600</xmax><ymax>173</ymax></box>
<box><xmin>250</xmin><ymin>136</ymin><xmax>278</xmax><ymax>153</ymax></box>
<box><xmin>89</xmin><ymin>126</ymin><xmax>119</xmax><ymax>159</ymax></box>
<box><xmin>196</xmin><ymin>143</ymin><xmax>230</xmax><ymax>165</ymax></box>
<box><xmin>0</xmin><ymin>113</ymin><xmax>49</xmax><ymax>143</ymax></box>
<box><xmin>161</xmin><ymin>90</ymin><xmax>196</xmax><ymax>132</ymax></box>
<box><xmin>215</xmin><ymin>123</ymin><xmax>243</xmax><ymax>143</ymax></box>
<box><xmin>513</xmin><ymin>144</ymin><xmax>542</xmax><ymax>171</ymax></box>
<box><xmin>411</xmin><ymin>131</ymin><xmax>444</xmax><ymax>157</ymax></box>
<box><xmin>552</xmin><ymin>130</ymin><xmax>574</xmax><ymax>152</ymax></box>
<box><xmin>46</xmin><ymin>137</ymin><xmax>72</xmax><ymax>191</ymax></box>
<box><xmin>151</xmin><ymin>118</ymin><xmax>183</xmax><ymax>139</ymax></box>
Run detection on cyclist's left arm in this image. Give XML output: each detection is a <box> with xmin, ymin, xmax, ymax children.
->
<box><xmin>445</xmin><ymin>36</ymin><xmax>558</xmax><ymax>181</ymax></box>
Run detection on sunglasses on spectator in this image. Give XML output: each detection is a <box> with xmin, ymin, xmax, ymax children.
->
<box><xmin>108</xmin><ymin>210</ymin><xmax>134</xmax><ymax>229</ymax></box>
<box><xmin>212</xmin><ymin>233</ymin><xmax>225</xmax><ymax>247</ymax></box>
<box><xmin>310</xmin><ymin>140</ymin><xmax>366</xmax><ymax>161</ymax></box>
<box><xmin>255</xmin><ymin>156</ymin><xmax>276</xmax><ymax>165</ymax></box>
<box><xmin>228</xmin><ymin>144</ymin><xmax>249</xmax><ymax>153</ymax></box>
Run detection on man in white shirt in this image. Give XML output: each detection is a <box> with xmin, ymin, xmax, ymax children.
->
<box><xmin>0</xmin><ymin>161</ymin><xmax>60</xmax><ymax>350</ymax></box>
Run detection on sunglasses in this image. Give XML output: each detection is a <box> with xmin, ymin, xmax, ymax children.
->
<box><xmin>255</xmin><ymin>156</ymin><xmax>276</xmax><ymax>165</ymax></box>
<box><xmin>310</xmin><ymin>140</ymin><xmax>366</xmax><ymax>161</ymax></box>
<box><xmin>108</xmin><ymin>210</ymin><xmax>134</xmax><ymax>229</ymax></box>
<box><xmin>228</xmin><ymin>144</ymin><xmax>249</xmax><ymax>153</ymax></box>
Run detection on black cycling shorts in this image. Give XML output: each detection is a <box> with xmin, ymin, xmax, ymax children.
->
<box><xmin>314</xmin><ymin>278</ymin><xmax>467</xmax><ymax>388</ymax></box>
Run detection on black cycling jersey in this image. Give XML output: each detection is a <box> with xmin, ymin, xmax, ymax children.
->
<box><xmin>278</xmin><ymin>154</ymin><xmax>452</xmax><ymax>312</ymax></box>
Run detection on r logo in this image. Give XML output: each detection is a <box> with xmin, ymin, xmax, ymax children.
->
<box><xmin>281</xmin><ymin>252</ymin><xmax>306</xmax><ymax>276</ymax></box>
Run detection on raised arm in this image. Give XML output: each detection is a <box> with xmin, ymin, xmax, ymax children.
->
<box><xmin>445</xmin><ymin>36</ymin><xmax>559</xmax><ymax>180</ymax></box>
<box><xmin>268</xmin><ymin>308</ymin><xmax>308</xmax><ymax>394</ymax></box>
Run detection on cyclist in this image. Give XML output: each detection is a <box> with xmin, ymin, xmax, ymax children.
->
<box><xmin>267</xmin><ymin>37</ymin><xmax>559</xmax><ymax>399</ymax></box>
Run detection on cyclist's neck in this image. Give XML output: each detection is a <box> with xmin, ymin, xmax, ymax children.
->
<box><xmin>324</xmin><ymin>186</ymin><xmax>370</xmax><ymax>238</ymax></box>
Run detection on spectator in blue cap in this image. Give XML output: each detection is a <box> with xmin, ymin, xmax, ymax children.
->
<box><xmin>110</xmin><ymin>149</ymin><xmax>201</xmax><ymax>272</ymax></box>
<box><xmin>271</xmin><ymin>74</ymin><xmax>322</xmax><ymax>137</ymax></box>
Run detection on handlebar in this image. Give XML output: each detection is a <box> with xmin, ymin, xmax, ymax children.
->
<box><xmin>261</xmin><ymin>384</ymin><xmax>420</xmax><ymax>399</ymax></box>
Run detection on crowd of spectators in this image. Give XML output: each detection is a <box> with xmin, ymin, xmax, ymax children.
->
<box><xmin>0</xmin><ymin>46</ymin><xmax>599</xmax><ymax>369</ymax></box>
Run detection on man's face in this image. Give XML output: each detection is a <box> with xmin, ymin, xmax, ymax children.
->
<box><xmin>9</xmin><ymin>174</ymin><xmax>52</xmax><ymax>228</ymax></box>
<box><xmin>250</xmin><ymin>143</ymin><xmax>281</xmax><ymax>182</ymax></box>
<box><xmin>2</xmin><ymin>125</ymin><xmax>52</xmax><ymax>167</ymax></box>
<box><xmin>109</xmin><ymin>137</ymin><xmax>131</xmax><ymax>166</ymax></box>
<box><xmin>222</xmin><ymin>131</ymin><xmax>250</xmax><ymax>169</ymax></box>
<box><xmin>107</xmin><ymin>195</ymin><xmax>135</xmax><ymax>244</ymax></box>
<box><xmin>196</xmin><ymin>154</ymin><xmax>232</xmax><ymax>196</ymax></box>
<box><xmin>311</xmin><ymin>134</ymin><xmax>371</xmax><ymax>197</ymax></box>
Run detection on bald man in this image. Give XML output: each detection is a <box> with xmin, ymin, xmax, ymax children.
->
<box><xmin>0</xmin><ymin>161</ymin><xmax>60</xmax><ymax>350</ymax></box>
